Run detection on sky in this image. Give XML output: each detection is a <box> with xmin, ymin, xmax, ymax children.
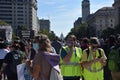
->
<box><xmin>37</xmin><ymin>0</ymin><xmax>114</xmax><ymax>37</ymax></box>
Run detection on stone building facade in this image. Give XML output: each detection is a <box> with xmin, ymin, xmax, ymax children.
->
<box><xmin>0</xmin><ymin>0</ymin><xmax>38</xmax><ymax>35</ymax></box>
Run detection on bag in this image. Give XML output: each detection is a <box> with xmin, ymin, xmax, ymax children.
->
<box><xmin>50</xmin><ymin>67</ymin><xmax>63</xmax><ymax>80</ymax></box>
<box><xmin>24</xmin><ymin>64</ymin><xmax>33</xmax><ymax>80</ymax></box>
<box><xmin>17</xmin><ymin>63</ymin><xmax>33</xmax><ymax>80</ymax></box>
<box><xmin>108</xmin><ymin>46</ymin><xmax>120</xmax><ymax>72</ymax></box>
<box><xmin>10</xmin><ymin>51</ymin><xmax>22</xmax><ymax>73</ymax></box>
<box><xmin>17</xmin><ymin>63</ymin><xmax>26</xmax><ymax>80</ymax></box>
<box><xmin>86</xmin><ymin>48</ymin><xmax>102</xmax><ymax>58</ymax></box>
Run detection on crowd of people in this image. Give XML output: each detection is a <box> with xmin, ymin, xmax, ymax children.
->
<box><xmin>0</xmin><ymin>34</ymin><xmax>119</xmax><ymax>80</ymax></box>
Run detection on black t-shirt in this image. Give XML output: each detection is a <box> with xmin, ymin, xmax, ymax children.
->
<box><xmin>4</xmin><ymin>51</ymin><xmax>21</xmax><ymax>76</ymax></box>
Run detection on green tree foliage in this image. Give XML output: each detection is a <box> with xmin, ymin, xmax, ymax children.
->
<box><xmin>115</xmin><ymin>24</ymin><xmax>120</xmax><ymax>34</ymax></box>
<box><xmin>86</xmin><ymin>26</ymin><xmax>96</xmax><ymax>38</ymax></box>
<box><xmin>100</xmin><ymin>24</ymin><xmax>120</xmax><ymax>39</ymax></box>
<box><xmin>12</xmin><ymin>32</ymin><xmax>18</xmax><ymax>40</ymax></box>
<box><xmin>48</xmin><ymin>31</ymin><xmax>56</xmax><ymax>41</ymax></box>
<box><xmin>67</xmin><ymin>23</ymin><xmax>96</xmax><ymax>40</ymax></box>
<box><xmin>18</xmin><ymin>25</ymin><xmax>28</xmax><ymax>30</ymax></box>
<box><xmin>0</xmin><ymin>20</ymin><xmax>8</xmax><ymax>25</ymax></box>
<box><xmin>101</xmin><ymin>28</ymin><xmax>115</xmax><ymax>39</ymax></box>
<box><xmin>38</xmin><ymin>29</ymin><xmax>56</xmax><ymax>41</ymax></box>
<box><xmin>67</xmin><ymin>21</ymin><xmax>120</xmax><ymax>40</ymax></box>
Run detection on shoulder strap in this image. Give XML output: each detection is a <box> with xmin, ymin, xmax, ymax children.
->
<box><xmin>117</xmin><ymin>47</ymin><xmax>120</xmax><ymax>57</ymax></box>
<box><xmin>86</xmin><ymin>48</ymin><xmax>102</xmax><ymax>59</ymax></box>
<box><xmin>60</xmin><ymin>47</ymin><xmax>67</xmax><ymax>59</ymax></box>
<box><xmin>86</xmin><ymin>48</ymin><xmax>90</xmax><ymax>59</ymax></box>
<box><xmin>98</xmin><ymin>48</ymin><xmax>102</xmax><ymax>58</ymax></box>
<box><xmin>75</xmin><ymin>47</ymin><xmax>82</xmax><ymax>57</ymax></box>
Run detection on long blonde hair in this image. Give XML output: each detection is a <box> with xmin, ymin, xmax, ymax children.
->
<box><xmin>38</xmin><ymin>34</ymin><xmax>53</xmax><ymax>53</ymax></box>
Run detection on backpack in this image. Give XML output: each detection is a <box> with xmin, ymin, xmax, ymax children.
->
<box><xmin>50</xmin><ymin>67</ymin><xmax>63</xmax><ymax>80</ymax></box>
<box><xmin>108</xmin><ymin>46</ymin><xmax>120</xmax><ymax>72</ymax></box>
<box><xmin>86</xmin><ymin>48</ymin><xmax>102</xmax><ymax>59</ymax></box>
<box><xmin>9</xmin><ymin>51</ymin><xmax>22</xmax><ymax>74</ymax></box>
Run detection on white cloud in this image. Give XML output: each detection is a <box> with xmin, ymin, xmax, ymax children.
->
<box><xmin>56</xmin><ymin>5</ymin><xmax>67</xmax><ymax>11</ymax></box>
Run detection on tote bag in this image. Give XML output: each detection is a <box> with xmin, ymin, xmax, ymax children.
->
<box><xmin>17</xmin><ymin>63</ymin><xmax>33</xmax><ymax>80</ymax></box>
<box><xmin>17</xmin><ymin>63</ymin><xmax>26</xmax><ymax>80</ymax></box>
<box><xmin>50</xmin><ymin>67</ymin><xmax>63</xmax><ymax>80</ymax></box>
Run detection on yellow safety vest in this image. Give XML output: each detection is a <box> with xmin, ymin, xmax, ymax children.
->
<box><xmin>60</xmin><ymin>46</ymin><xmax>82</xmax><ymax>77</ymax></box>
<box><xmin>83</xmin><ymin>48</ymin><xmax>104</xmax><ymax>80</ymax></box>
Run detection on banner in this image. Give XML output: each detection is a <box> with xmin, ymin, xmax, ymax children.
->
<box><xmin>17</xmin><ymin>63</ymin><xmax>34</xmax><ymax>80</ymax></box>
<box><xmin>17</xmin><ymin>63</ymin><xmax>26</xmax><ymax>80</ymax></box>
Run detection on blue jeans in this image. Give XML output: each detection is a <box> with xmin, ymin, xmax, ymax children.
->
<box><xmin>24</xmin><ymin>65</ymin><xmax>33</xmax><ymax>80</ymax></box>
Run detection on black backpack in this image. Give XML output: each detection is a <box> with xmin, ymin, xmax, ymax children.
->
<box><xmin>86</xmin><ymin>48</ymin><xmax>102</xmax><ymax>59</ymax></box>
<box><xmin>9</xmin><ymin>51</ymin><xmax>22</xmax><ymax>74</ymax></box>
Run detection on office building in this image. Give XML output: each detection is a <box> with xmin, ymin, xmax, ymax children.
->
<box><xmin>39</xmin><ymin>19</ymin><xmax>50</xmax><ymax>32</ymax></box>
<box><xmin>0</xmin><ymin>0</ymin><xmax>38</xmax><ymax>35</ymax></box>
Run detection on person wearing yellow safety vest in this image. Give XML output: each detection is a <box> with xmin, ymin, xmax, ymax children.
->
<box><xmin>81</xmin><ymin>37</ymin><xmax>107</xmax><ymax>80</ymax></box>
<box><xmin>60</xmin><ymin>35</ymin><xmax>82</xmax><ymax>80</ymax></box>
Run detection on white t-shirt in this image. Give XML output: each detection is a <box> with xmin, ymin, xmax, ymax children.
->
<box><xmin>0</xmin><ymin>49</ymin><xmax>9</xmax><ymax>59</ymax></box>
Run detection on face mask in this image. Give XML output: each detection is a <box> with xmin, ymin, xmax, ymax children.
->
<box><xmin>33</xmin><ymin>43</ymin><xmax>39</xmax><ymax>51</ymax></box>
<box><xmin>92</xmin><ymin>46</ymin><xmax>98</xmax><ymax>51</ymax></box>
<box><xmin>67</xmin><ymin>41</ymin><xmax>74</xmax><ymax>47</ymax></box>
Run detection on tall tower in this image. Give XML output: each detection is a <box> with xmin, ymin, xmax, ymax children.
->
<box><xmin>82</xmin><ymin>0</ymin><xmax>90</xmax><ymax>22</ymax></box>
<box><xmin>113</xmin><ymin>0</ymin><xmax>120</xmax><ymax>26</ymax></box>
<box><xmin>113</xmin><ymin>0</ymin><xmax>120</xmax><ymax>8</ymax></box>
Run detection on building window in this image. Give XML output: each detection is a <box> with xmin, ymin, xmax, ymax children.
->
<box><xmin>17</xmin><ymin>11</ymin><xmax>23</xmax><ymax>13</ymax></box>
<box><xmin>0</xmin><ymin>6</ymin><xmax>12</xmax><ymax>9</ymax></box>
<box><xmin>111</xmin><ymin>24</ymin><xmax>113</xmax><ymax>27</ymax></box>
<box><xmin>17</xmin><ymin>14</ymin><xmax>23</xmax><ymax>17</ymax></box>
<box><xmin>100</xmin><ymin>24</ymin><xmax>102</xmax><ymax>27</ymax></box>
<box><xmin>111</xmin><ymin>19</ymin><xmax>113</xmax><ymax>22</ymax></box>
<box><xmin>5</xmin><ymin>0</ymin><xmax>12</xmax><ymax>1</ymax></box>
<box><xmin>18</xmin><ymin>3</ymin><xmax>23</xmax><ymax>6</ymax></box>
<box><xmin>0</xmin><ymin>14</ymin><xmax>12</xmax><ymax>16</ymax></box>
<box><xmin>17</xmin><ymin>18</ymin><xmax>23</xmax><ymax>20</ymax></box>
<box><xmin>100</xmin><ymin>20</ymin><xmax>102</xmax><ymax>22</ymax></box>
<box><xmin>0</xmin><ymin>3</ymin><xmax>12</xmax><ymax>5</ymax></box>
<box><xmin>18</xmin><ymin>0</ymin><xmax>23</xmax><ymax>2</ymax></box>
<box><xmin>17</xmin><ymin>7</ymin><xmax>23</xmax><ymax>9</ymax></box>
<box><xmin>18</xmin><ymin>22</ymin><xmax>23</xmax><ymax>24</ymax></box>
<box><xmin>0</xmin><ymin>10</ymin><xmax>12</xmax><ymax>12</ymax></box>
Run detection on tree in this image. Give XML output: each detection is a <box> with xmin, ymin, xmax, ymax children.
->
<box><xmin>86</xmin><ymin>25</ymin><xmax>96</xmax><ymax>38</ymax></box>
<box><xmin>0</xmin><ymin>20</ymin><xmax>8</xmax><ymax>25</ymax></box>
<box><xmin>67</xmin><ymin>23</ymin><xmax>92</xmax><ymax>40</ymax></box>
<box><xmin>101</xmin><ymin>27</ymin><xmax>115</xmax><ymax>39</ymax></box>
<box><xmin>38</xmin><ymin>29</ymin><xmax>56</xmax><ymax>41</ymax></box>
<box><xmin>18</xmin><ymin>25</ymin><xmax>28</xmax><ymax>30</ymax></box>
<box><xmin>48</xmin><ymin>31</ymin><xmax>56</xmax><ymax>41</ymax></box>
<box><xmin>115</xmin><ymin>24</ymin><xmax>120</xmax><ymax>34</ymax></box>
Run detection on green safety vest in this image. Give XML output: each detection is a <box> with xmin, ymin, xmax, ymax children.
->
<box><xmin>60</xmin><ymin>46</ymin><xmax>82</xmax><ymax>77</ymax></box>
<box><xmin>83</xmin><ymin>48</ymin><xmax>104</xmax><ymax>80</ymax></box>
